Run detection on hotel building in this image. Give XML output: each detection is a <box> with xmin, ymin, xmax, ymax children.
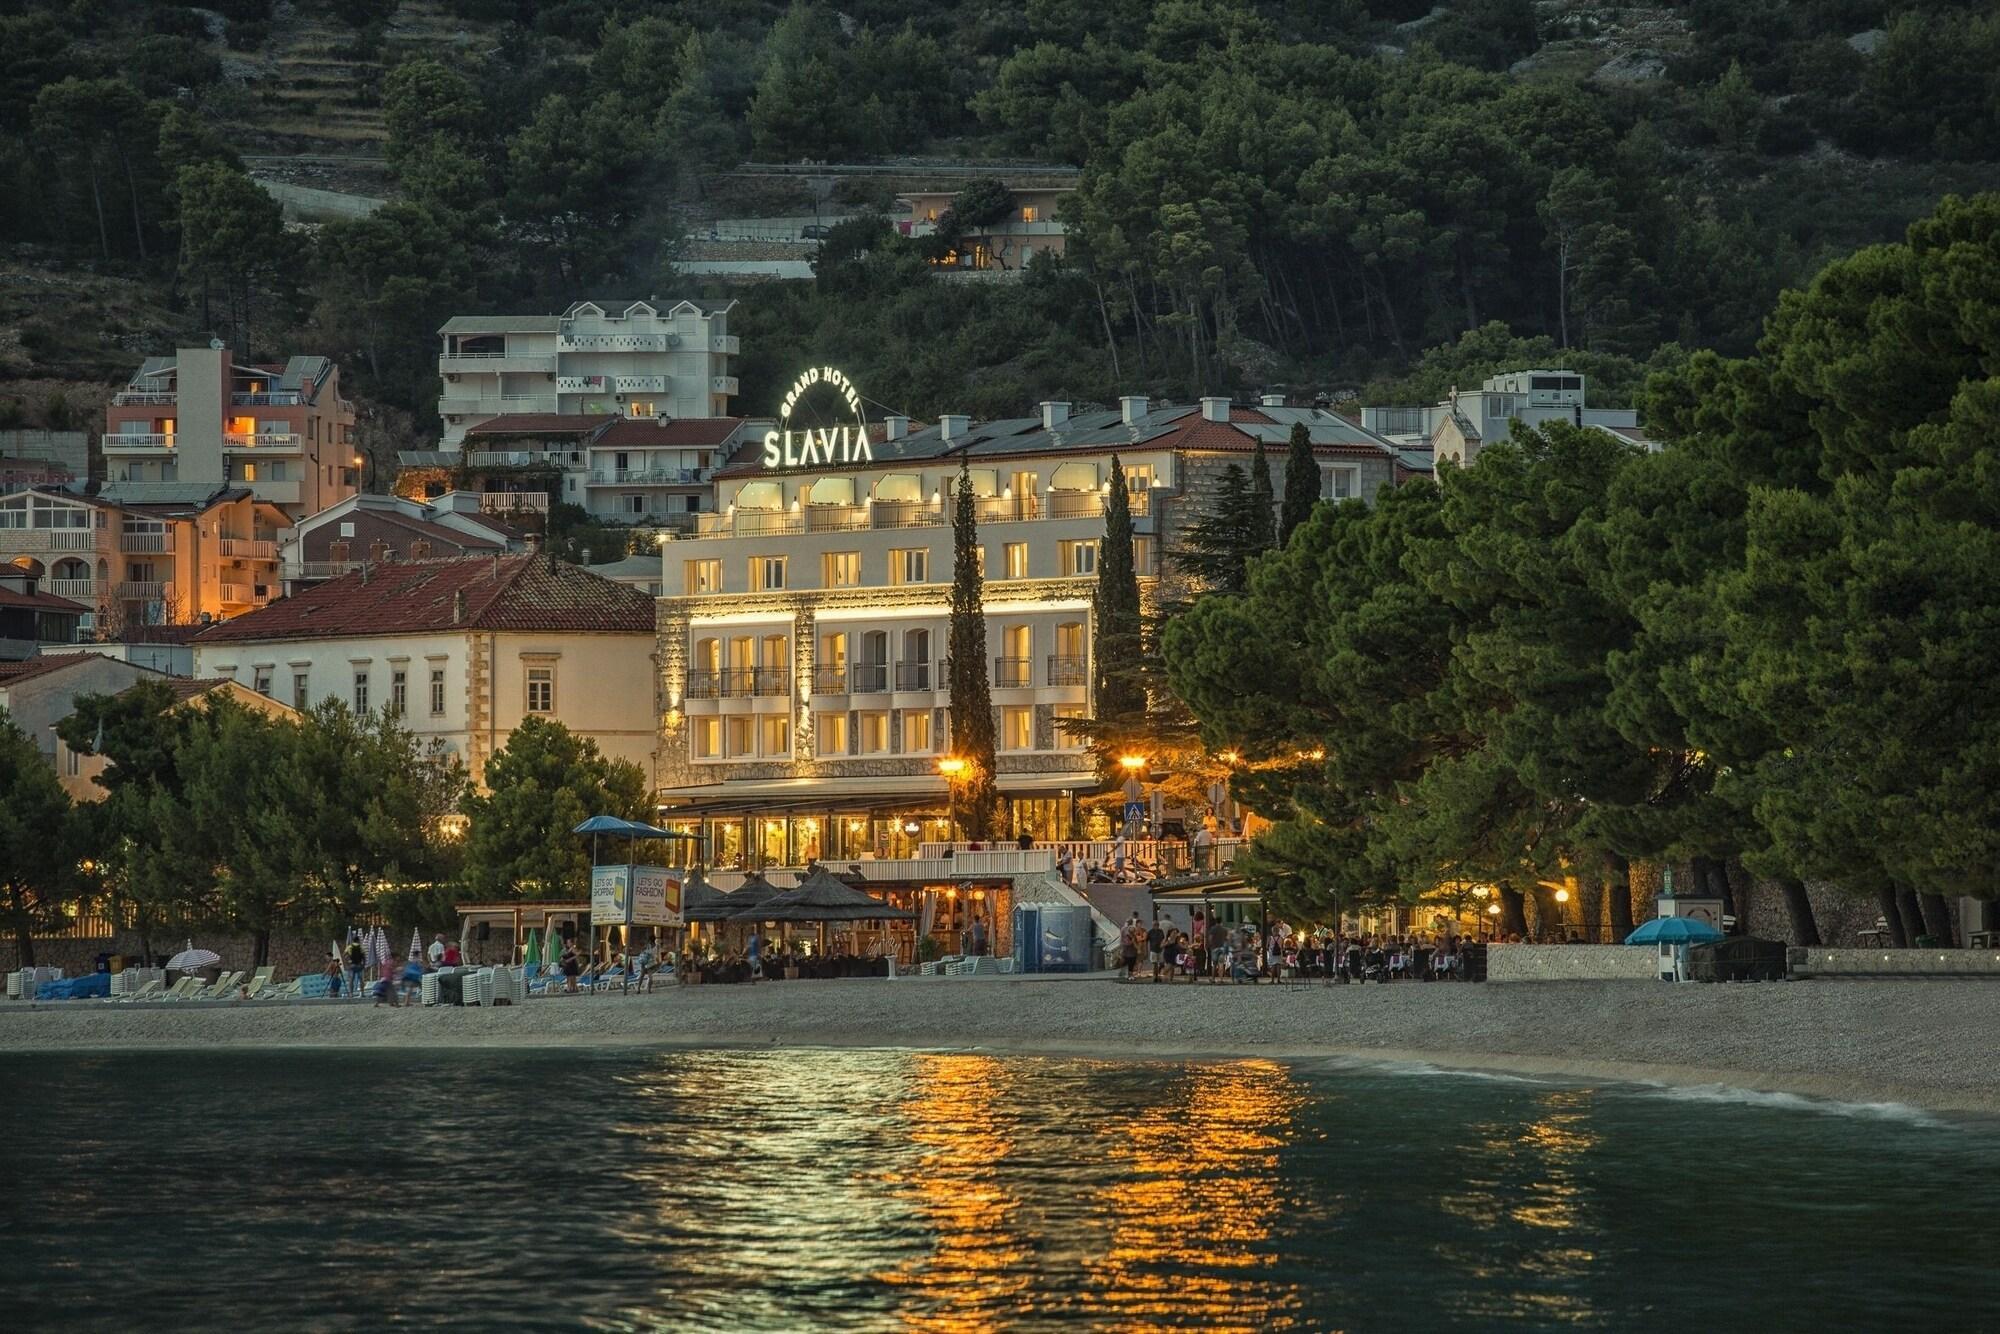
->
<box><xmin>434</xmin><ymin>298</ymin><xmax>739</xmax><ymax>448</ymax></box>
<box><xmin>103</xmin><ymin>345</ymin><xmax>358</xmax><ymax>519</ymax></box>
<box><xmin>652</xmin><ymin>391</ymin><xmax>1428</xmax><ymax>868</ymax></box>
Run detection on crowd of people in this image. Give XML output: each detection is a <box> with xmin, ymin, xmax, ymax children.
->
<box><xmin>1116</xmin><ymin>913</ymin><xmax>1472</xmax><ymax>984</ymax></box>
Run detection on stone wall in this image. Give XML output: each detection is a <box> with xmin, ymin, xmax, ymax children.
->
<box><xmin>1486</xmin><ymin>944</ymin><xmax>1661</xmax><ymax>983</ymax></box>
<box><xmin>2</xmin><ymin>930</ymin><xmax>349</xmax><ymax>981</ymax></box>
<box><xmin>1790</xmin><ymin>946</ymin><xmax>2000</xmax><ymax>978</ymax></box>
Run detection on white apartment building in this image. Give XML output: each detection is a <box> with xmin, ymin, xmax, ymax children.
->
<box><xmin>653</xmin><ymin>391</ymin><xmax>1424</xmax><ymax>869</ymax></box>
<box><xmin>435</xmin><ymin>298</ymin><xmax>739</xmax><ymax>447</ymax></box>
<box><xmin>1360</xmin><ymin>369</ymin><xmax>1649</xmax><ymax>467</ymax></box>
<box><xmin>191</xmin><ymin>554</ymin><xmax>658</xmax><ymax>784</ymax></box>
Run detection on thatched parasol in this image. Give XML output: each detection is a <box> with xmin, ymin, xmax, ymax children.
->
<box><xmin>679</xmin><ymin>868</ymin><xmax>735</xmax><ymax>924</ymax></box>
<box><xmin>733</xmin><ymin>865</ymin><xmax>915</xmax><ymax>923</ymax></box>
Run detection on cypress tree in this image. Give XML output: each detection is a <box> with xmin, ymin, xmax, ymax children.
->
<box><xmin>1280</xmin><ymin>420</ymin><xmax>1319</xmax><ymax>542</ymax></box>
<box><xmin>1173</xmin><ymin>464</ymin><xmax>1269</xmax><ymax>594</ymax></box>
<box><xmin>1092</xmin><ymin>455</ymin><xmax>1146</xmax><ymax>728</ymax></box>
<box><xmin>947</xmin><ymin>459</ymin><xmax>999</xmax><ymax>837</ymax></box>
<box><xmin>1248</xmin><ymin>436</ymin><xmax>1276</xmax><ymax>551</ymax></box>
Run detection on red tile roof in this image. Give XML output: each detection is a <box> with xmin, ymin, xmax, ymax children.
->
<box><xmin>0</xmin><ymin>585</ymin><xmax>86</xmax><ymax>613</ymax></box>
<box><xmin>193</xmin><ymin>554</ymin><xmax>656</xmax><ymax>644</ymax></box>
<box><xmin>463</xmin><ymin>414</ymin><xmax>618</xmax><ymax>439</ymax></box>
<box><xmin>0</xmin><ymin>654</ymin><xmax>97</xmax><ymax>684</ymax></box>
<box><xmin>594</xmin><ymin>417</ymin><xmax>745</xmax><ymax>448</ymax></box>
<box><xmin>130</xmin><ymin>676</ymin><xmax>237</xmax><ymax>704</ymax></box>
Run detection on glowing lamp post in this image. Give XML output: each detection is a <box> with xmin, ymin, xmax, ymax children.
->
<box><xmin>938</xmin><ymin>756</ymin><xmax>967</xmax><ymax>844</ymax></box>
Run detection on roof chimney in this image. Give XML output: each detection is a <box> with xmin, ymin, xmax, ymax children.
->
<box><xmin>1200</xmin><ymin>396</ymin><xmax>1230</xmax><ymax>423</ymax></box>
<box><xmin>1040</xmin><ymin>401</ymin><xmax>1070</xmax><ymax>431</ymax></box>
<box><xmin>939</xmin><ymin>414</ymin><xmax>970</xmax><ymax>442</ymax></box>
<box><xmin>452</xmin><ymin>589</ymin><xmax>466</xmax><ymax>624</ymax></box>
<box><xmin>884</xmin><ymin>415</ymin><xmax>909</xmax><ymax>441</ymax></box>
<box><xmin>1259</xmin><ymin>392</ymin><xmax>1286</xmax><ymax>408</ymax></box>
<box><xmin>1120</xmin><ymin>395</ymin><xmax>1148</xmax><ymax>426</ymax></box>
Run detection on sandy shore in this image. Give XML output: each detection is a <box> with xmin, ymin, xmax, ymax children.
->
<box><xmin>4</xmin><ymin>976</ymin><xmax>1997</xmax><ymax>1114</ymax></box>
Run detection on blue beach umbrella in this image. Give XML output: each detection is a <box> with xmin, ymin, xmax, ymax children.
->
<box><xmin>1625</xmin><ymin>917</ymin><xmax>1723</xmax><ymax>946</ymax></box>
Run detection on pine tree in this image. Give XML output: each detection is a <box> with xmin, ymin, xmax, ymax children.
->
<box><xmin>1280</xmin><ymin>420</ymin><xmax>1319</xmax><ymax>542</ymax></box>
<box><xmin>1092</xmin><ymin>455</ymin><xmax>1146</xmax><ymax>729</ymax></box>
<box><xmin>947</xmin><ymin>460</ymin><xmax>999</xmax><ymax>837</ymax></box>
<box><xmin>1173</xmin><ymin>463</ymin><xmax>1274</xmax><ymax>595</ymax></box>
<box><xmin>1248</xmin><ymin>437</ymin><xmax>1276</xmax><ymax>551</ymax></box>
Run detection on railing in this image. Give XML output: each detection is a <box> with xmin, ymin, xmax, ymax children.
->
<box><xmin>219</xmin><ymin>538</ymin><xmax>277</xmax><ymax>560</ymax></box>
<box><xmin>232</xmin><ymin>392</ymin><xmax>302</xmax><ymax>406</ymax></box>
<box><xmin>993</xmin><ymin>656</ymin><xmax>1031</xmax><ymax>688</ymax></box>
<box><xmin>117</xmin><ymin>580</ymin><xmax>169</xmax><ymax>601</ymax></box>
<box><xmin>283</xmin><ymin>560</ymin><xmax>362</xmax><ymax>581</ymax></box>
<box><xmin>805</xmin><ymin>504</ymin><xmax>870</xmax><ymax>532</ymax></box>
<box><xmin>1046</xmin><ymin>655</ymin><xmax>1087</xmax><ymax>686</ymax></box>
<box><xmin>850</xmin><ymin>663</ymin><xmax>889</xmax><ymax>694</ymax></box>
<box><xmin>895</xmin><ymin>660</ymin><xmax>932</xmax><ymax>691</ymax></box>
<box><xmin>710</xmin><ymin>336</ymin><xmax>740</xmax><ymax>354</ymax></box>
<box><xmin>120</xmin><ymin>533</ymin><xmax>173</xmax><ymax>554</ymax></box>
<box><xmin>440</xmin><ymin>395</ymin><xmax>560</xmax><ymax>415</ymax></box>
<box><xmin>1</xmin><ymin>528</ymin><xmax>94</xmax><ymax>551</ymax></box>
<box><xmin>702</xmin><ymin>489</ymin><xmax>1149</xmax><ymax>537</ymax></box>
<box><xmin>813</xmin><ymin>665</ymin><xmax>849</xmax><ymax>693</ymax></box>
<box><xmin>586</xmin><ymin>467</ymin><xmax>709</xmax><ymax>486</ymax></box>
<box><xmin>47</xmin><ymin>578</ymin><xmax>95</xmax><ymax>599</ymax></box>
<box><xmin>105</xmin><ymin>433</ymin><xmax>174</xmax><ymax>450</ymax></box>
<box><xmin>111</xmin><ymin>390</ymin><xmax>176</xmax><ymax>406</ymax></box>
<box><xmin>711</xmin><ymin>376</ymin><xmax>739</xmax><ymax>395</ymax></box>
<box><xmin>479</xmin><ymin>491</ymin><xmax>549</xmax><ymax>513</ymax></box>
<box><xmin>440</xmin><ymin>352</ymin><xmax>555</xmax><ymax>370</ymax></box>
<box><xmin>613</xmin><ymin>375</ymin><xmax>668</xmax><ymax>392</ymax></box>
<box><xmin>465</xmin><ymin>450</ymin><xmax>535</xmax><ymax>468</ymax></box>
<box><xmin>717</xmin><ymin>667</ymin><xmax>789</xmax><ymax>698</ymax></box>
<box><xmin>920</xmin><ymin>838</ymin><xmax>1247</xmax><ymax>878</ymax></box>
<box><xmin>558</xmin><ymin>333</ymin><xmax>672</xmax><ymax>352</ymax></box>
<box><xmin>219</xmin><ymin>581</ymin><xmax>256</xmax><ymax>604</ymax></box>
<box><xmin>686</xmin><ymin>669</ymin><xmax>721</xmax><ymax>700</ymax></box>
<box><xmin>224</xmin><ymin>432</ymin><xmax>301</xmax><ymax>449</ymax></box>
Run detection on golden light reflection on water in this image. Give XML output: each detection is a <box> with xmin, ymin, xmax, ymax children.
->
<box><xmin>1080</xmin><ymin>1059</ymin><xmax>1308</xmax><ymax>1333</ymax></box>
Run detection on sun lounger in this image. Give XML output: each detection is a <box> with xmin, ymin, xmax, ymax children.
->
<box><xmin>237</xmin><ymin>966</ymin><xmax>275</xmax><ymax>998</ymax></box>
<box><xmin>112</xmin><ymin>979</ymin><xmax>163</xmax><ymax>1002</ymax></box>
<box><xmin>194</xmin><ymin>971</ymin><xmax>243</xmax><ymax>1000</ymax></box>
<box><xmin>156</xmin><ymin>976</ymin><xmax>205</xmax><ymax>1001</ymax></box>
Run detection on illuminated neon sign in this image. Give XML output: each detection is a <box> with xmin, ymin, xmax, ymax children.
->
<box><xmin>761</xmin><ymin>365</ymin><xmax>872</xmax><ymax>468</ymax></box>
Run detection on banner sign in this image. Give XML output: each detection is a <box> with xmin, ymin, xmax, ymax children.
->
<box><xmin>592</xmin><ymin>865</ymin><xmax>684</xmax><ymax>927</ymax></box>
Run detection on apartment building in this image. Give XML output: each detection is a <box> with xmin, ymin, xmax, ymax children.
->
<box><xmin>0</xmin><ymin>564</ymin><xmax>86</xmax><ymax>658</ymax></box>
<box><xmin>652</xmin><ymin>391</ymin><xmax>1421</xmax><ymax>868</ymax></box>
<box><xmin>898</xmin><ymin>186</ymin><xmax>1075</xmax><ymax>273</ymax></box>
<box><xmin>435</xmin><ymin>298</ymin><xmax>739</xmax><ymax>447</ymax></box>
<box><xmin>103</xmin><ymin>344</ymin><xmax>358</xmax><ymax>518</ymax></box>
<box><xmin>1361</xmin><ymin>369</ymin><xmax>1649</xmax><ymax>467</ymax></box>
<box><xmin>191</xmin><ymin>554</ymin><xmax>658</xmax><ymax>784</ymax></box>
<box><xmin>0</xmin><ymin>484</ymin><xmax>290</xmax><ymax>633</ymax></box>
<box><xmin>276</xmin><ymin>491</ymin><xmax>521</xmax><ymax>593</ymax></box>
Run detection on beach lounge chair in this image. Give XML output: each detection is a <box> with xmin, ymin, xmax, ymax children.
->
<box><xmin>195</xmin><ymin>971</ymin><xmax>243</xmax><ymax>1000</ymax></box>
<box><xmin>156</xmin><ymin>976</ymin><xmax>206</xmax><ymax>1001</ymax></box>
<box><xmin>239</xmin><ymin>966</ymin><xmax>275</xmax><ymax>998</ymax></box>
<box><xmin>114</xmin><ymin>979</ymin><xmax>164</xmax><ymax>1002</ymax></box>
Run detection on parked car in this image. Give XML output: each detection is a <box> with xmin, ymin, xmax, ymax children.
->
<box><xmin>800</xmin><ymin>223</ymin><xmax>831</xmax><ymax>239</ymax></box>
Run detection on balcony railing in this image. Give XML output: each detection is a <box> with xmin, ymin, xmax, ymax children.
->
<box><xmin>711</xmin><ymin>375</ymin><xmax>739</xmax><ymax>395</ymax></box>
<box><xmin>283</xmin><ymin>560</ymin><xmax>362</xmax><ymax>582</ymax></box>
<box><xmin>111</xmin><ymin>390</ymin><xmax>176</xmax><ymax>406</ymax></box>
<box><xmin>709</xmin><ymin>336</ymin><xmax>740</xmax><ymax>355</ymax></box>
<box><xmin>465</xmin><ymin>450</ymin><xmax>536</xmax><ymax>468</ymax></box>
<box><xmin>993</xmin><ymin>656</ymin><xmax>1032</xmax><ymax>688</ymax></box>
<box><xmin>47</xmin><ymin>578</ymin><xmax>95</xmax><ymax>600</ymax></box>
<box><xmin>717</xmin><ymin>667</ymin><xmax>789</xmax><ymax>698</ymax></box>
<box><xmin>558</xmin><ymin>333</ymin><xmax>671</xmax><ymax>352</ymax></box>
<box><xmin>586</xmin><ymin>467</ymin><xmax>710</xmax><ymax>486</ymax></box>
<box><xmin>219</xmin><ymin>581</ymin><xmax>257</xmax><ymax>604</ymax></box>
<box><xmin>1</xmin><ymin>528</ymin><xmax>94</xmax><ymax>551</ymax></box>
<box><xmin>478</xmin><ymin>491</ymin><xmax>549</xmax><ymax>514</ymax></box>
<box><xmin>613</xmin><ymin>375</ymin><xmax>668</xmax><ymax>393</ymax></box>
<box><xmin>813</xmin><ymin>665</ymin><xmax>849</xmax><ymax>693</ymax></box>
<box><xmin>224</xmin><ymin>432</ymin><xmax>301</xmax><ymax>449</ymax></box>
<box><xmin>117</xmin><ymin>580</ymin><xmax>169</xmax><ymax>602</ymax></box>
<box><xmin>895</xmin><ymin>660</ymin><xmax>932</xmax><ymax>691</ymax></box>
<box><xmin>849</xmin><ymin>663</ymin><xmax>889</xmax><ymax>694</ymax></box>
<box><xmin>105</xmin><ymin>433</ymin><xmax>174</xmax><ymax>450</ymax></box>
<box><xmin>219</xmin><ymin>538</ymin><xmax>277</xmax><ymax>560</ymax></box>
<box><xmin>1046</xmin><ymin>655</ymin><xmax>1087</xmax><ymax>686</ymax></box>
<box><xmin>439</xmin><ymin>395</ymin><xmax>559</xmax><ymax>416</ymax></box>
<box><xmin>232</xmin><ymin>392</ymin><xmax>303</xmax><ymax>406</ymax></box>
<box><xmin>701</xmin><ymin>489</ymin><xmax>1148</xmax><ymax>537</ymax></box>
<box><xmin>120</xmin><ymin>533</ymin><xmax>174</xmax><ymax>554</ymax></box>
<box><xmin>686</xmin><ymin>669</ymin><xmax>721</xmax><ymax>700</ymax></box>
<box><xmin>805</xmin><ymin>504</ymin><xmax>870</xmax><ymax>533</ymax></box>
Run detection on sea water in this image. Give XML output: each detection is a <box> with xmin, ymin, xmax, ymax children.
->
<box><xmin>1</xmin><ymin>1047</ymin><xmax>1992</xmax><ymax>1330</ymax></box>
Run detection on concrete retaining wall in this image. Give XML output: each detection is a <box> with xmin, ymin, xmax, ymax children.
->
<box><xmin>1486</xmin><ymin>944</ymin><xmax>1660</xmax><ymax>983</ymax></box>
<box><xmin>2</xmin><ymin>931</ymin><xmax>344</xmax><ymax>983</ymax></box>
<box><xmin>1790</xmin><ymin>947</ymin><xmax>2000</xmax><ymax>979</ymax></box>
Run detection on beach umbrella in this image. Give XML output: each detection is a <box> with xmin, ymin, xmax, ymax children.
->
<box><xmin>1625</xmin><ymin>917</ymin><xmax>1723</xmax><ymax>946</ymax></box>
<box><xmin>408</xmin><ymin>927</ymin><xmax>423</xmax><ymax>962</ymax></box>
<box><xmin>524</xmin><ymin>928</ymin><xmax>541</xmax><ymax>968</ymax></box>
<box><xmin>168</xmin><ymin>940</ymin><xmax>220</xmax><ymax>973</ymax></box>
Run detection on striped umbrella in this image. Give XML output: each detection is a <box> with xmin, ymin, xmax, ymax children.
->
<box><xmin>408</xmin><ymin>927</ymin><xmax>424</xmax><ymax>962</ymax></box>
<box><xmin>167</xmin><ymin>940</ymin><xmax>220</xmax><ymax>973</ymax></box>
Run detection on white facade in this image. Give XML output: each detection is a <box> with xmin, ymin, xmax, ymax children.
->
<box><xmin>1360</xmin><ymin>369</ymin><xmax>1646</xmax><ymax>467</ymax></box>
<box><xmin>193</xmin><ymin>627</ymin><xmax>658</xmax><ymax>784</ymax></box>
<box><xmin>436</xmin><ymin>299</ymin><xmax>739</xmax><ymax>447</ymax></box>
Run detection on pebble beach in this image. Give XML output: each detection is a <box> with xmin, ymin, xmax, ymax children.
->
<box><xmin>5</xmin><ymin>977</ymin><xmax>1997</xmax><ymax>1115</ymax></box>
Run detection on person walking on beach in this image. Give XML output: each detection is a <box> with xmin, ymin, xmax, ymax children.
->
<box><xmin>1147</xmin><ymin>919</ymin><xmax>1166</xmax><ymax>982</ymax></box>
<box><xmin>343</xmin><ymin>936</ymin><xmax>365</xmax><ymax>1000</ymax></box>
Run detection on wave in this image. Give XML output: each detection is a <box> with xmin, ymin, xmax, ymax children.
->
<box><xmin>1624</xmin><ymin>1082</ymin><xmax>1949</xmax><ymax>1128</ymax></box>
<box><xmin>1309</xmin><ymin>1055</ymin><xmax>1556</xmax><ymax>1087</ymax></box>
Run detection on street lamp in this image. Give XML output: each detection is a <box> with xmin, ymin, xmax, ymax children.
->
<box><xmin>1119</xmin><ymin>754</ymin><xmax>1147</xmax><ymax>773</ymax></box>
<box><xmin>937</xmin><ymin>756</ymin><xmax>967</xmax><ymax>843</ymax></box>
<box><xmin>1554</xmin><ymin>888</ymin><xmax>1570</xmax><ymax>903</ymax></box>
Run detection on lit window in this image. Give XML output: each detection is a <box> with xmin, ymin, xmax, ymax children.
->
<box><xmin>760</xmin><ymin>714</ymin><xmax>790</xmax><ymax>757</ymax></box>
<box><xmin>750</xmin><ymin>556</ymin><xmax>786</xmax><ymax>591</ymax></box>
<box><xmin>1021</xmin><ymin>206</ymin><xmax>1038</xmax><ymax>223</ymax></box>
<box><xmin>352</xmin><ymin>671</ymin><xmax>369</xmax><ymax>714</ymax></box>
<box><xmin>903</xmin><ymin>710</ymin><xmax>932</xmax><ymax>753</ymax></box>
<box><xmin>693</xmin><ymin>717</ymin><xmax>721</xmax><ymax>759</ymax></box>
<box><xmin>1001</xmin><ymin>706</ymin><xmax>1034</xmax><ymax>751</ymax></box>
<box><xmin>685</xmin><ymin>559</ymin><xmax>721</xmax><ymax>594</ymax></box>
<box><xmin>1132</xmin><ymin>537</ymin><xmax>1153</xmax><ymax>574</ymax></box>
<box><xmin>726</xmin><ymin>716</ymin><xmax>754</xmax><ymax>757</ymax></box>
<box><xmin>858</xmin><ymin>711</ymin><xmax>889</xmax><ymax>754</ymax></box>
<box><xmin>817</xmin><ymin>711</ymin><xmax>849</xmax><ymax>755</ymax></box>
<box><xmin>526</xmin><ymin>666</ymin><xmax>554</xmax><ymax>713</ymax></box>
<box><xmin>390</xmin><ymin>668</ymin><xmax>407</xmax><ymax>718</ymax></box>
<box><xmin>1004</xmin><ymin>542</ymin><xmax>1028</xmax><ymax>579</ymax></box>
<box><xmin>1054</xmin><ymin>704</ymin><xmax>1087</xmax><ymax>750</ymax></box>
<box><xmin>1060</xmin><ymin>539</ymin><xmax>1097</xmax><ymax>576</ymax></box>
<box><xmin>430</xmin><ymin>667</ymin><xmax>446</xmax><ymax>715</ymax></box>
<box><xmin>888</xmin><ymin>548</ymin><xmax>929</xmax><ymax>584</ymax></box>
<box><xmin>823</xmin><ymin>551</ymin><xmax>861</xmax><ymax>588</ymax></box>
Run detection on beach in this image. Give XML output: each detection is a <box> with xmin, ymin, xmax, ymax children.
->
<box><xmin>4</xmin><ymin>977</ymin><xmax>1996</xmax><ymax>1114</ymax></box>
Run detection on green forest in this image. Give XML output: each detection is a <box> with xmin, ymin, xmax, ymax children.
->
<box><xmin>4</xmin><ymin>0</ymin><xmax>1998</xmax><ymax>434</ymax></box>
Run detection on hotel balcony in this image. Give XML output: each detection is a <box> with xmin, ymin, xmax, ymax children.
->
<box><xmin>104</xmin><ymin>433</ymin><xmax>175</xmax><ymax>451</ymax></box>
<box><xmin>812</xmin><ymin>665</ymin><xmax>849</xmax><ymax>694</ymax></box>
<box><xmin>218</xmin><ymin>538</ymin><xmax>278</xmax><ymax>561</ymax></box>
<box><xmin>696</xmin><ymin>488</ymin><xmax>1149</xmax><ymax>538</ymax></box>
<box><xmin>707</xmin><ymin>667</ymin><xmax>789</xmax><ymax>698</ymax></box>
<box><xmin>557</xmin><ymin>333</ymin><xmax>671</xmax><ymax>352</ymax></box>
<box><xmin>5</xmin><ymin>529</ymin><xmax>95</xmax><ymax>552</ymax></box>
<box><xmin>120</xmin><ymin>533</ymin><xmax>174</xmax><ymax>554</ymax></box>
<box><xmin>232</xmin><ymin>391</ymin><xmax>303</xmax><ymax>406</ymax></box>
<box><xmin>117</xmin><ymin>580</ymin><xmax>170</xmax><ymax>602</ymax></box>
<box><xmin>47</xmin><ymin>578</ymin><xmax>96</xmax><ymax>600</ymax></box>
<box><xmin>1046</xmin><ymin>655</ymin><xmax>1087</xmax><ymax>686</ymax></box>
<box><xmin>437</xmin><ymin>394</ymin><xmax>559</xmax><ymax>417</ymax></box>
<box><xmin>711</xmin><ymin>375</ymin><xmax>739</xmax><ymax>396</ymax></box>
<box><xmin>993</xmin><ymin>656</ymin><xmax>1032</xmax><ymax>688</ymax></box>
<box><xmin>709</xmin><ymin>335</ymin><xmax>740</xmax><ymax>355</ymax></box>
<box><xmin>478</xmin><ymin>491</ymin><xmax>549</xmax><ymax>514</ymax></box>
<box><xmin>439</xmin><ymin>351</ymin><xmax>557</xmax><ymax>374</ymax></box>
<box><xmin>849</xmin><ymin>663</ymin><xmax>890</xmax><ymax>695</ymax></box>
<box><xmin>894</xmin><ymin>660</ymin><xmax>933</xmax><ymax>691</ymax></box>
<box><xmin>219</xmin><ymin>581</ymin><xmax>261</xmax><ymax>605</ymax></box>
<box><xmin>224</xmin><ymin>432</ymin><xmax>302</xmax><ymax>451</ymax></box>
<box><xmin>586</xmin><ymin>467</ymin><xmax>711</xmax><ymax>486</ymax></box>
